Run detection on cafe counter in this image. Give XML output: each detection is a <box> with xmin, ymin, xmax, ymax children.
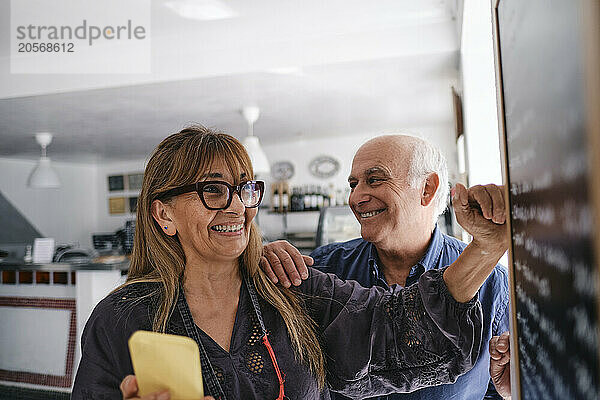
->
<box><xmin>0</xmin><ymin>260</ymin><xmax>129</xmax><ymax>395</ymax></box>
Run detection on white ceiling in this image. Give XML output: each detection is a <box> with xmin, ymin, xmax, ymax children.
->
<box><xmin>0</xmin><ymin>0</ymin><xmax>463</xmax><ymax>162</ymax></box>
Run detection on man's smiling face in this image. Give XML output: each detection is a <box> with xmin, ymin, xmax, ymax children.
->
<box><xmin>347</xmin><ymin>137</ymin><xmax>424</xmax><ymax>249</ymax></box>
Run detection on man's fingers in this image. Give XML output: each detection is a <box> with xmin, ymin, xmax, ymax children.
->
<box><xmin>281</xmin><ymin>241</ymin><xmax>309</xmax><ymax>280</ymax></box>
<box><xmin>273</xmin><ymin>247</ymin><xmax>302</xmax><ymax>286</ymax></box>
<box><xmin>485</xmin><ymin>184</ymin><xmax>506</xmax><ymax>224</ymax></box>
<box><xmin>454</xmin><ymin>183</ymin><xmax>468</xmax><ymax>207</ymax></box>
<box><xmin>497</xmin><ymin>331</ymin><xmax>510</xmax><ymax>352</ymax></box>
<box><xmin>260</xmin><ymin>257</ymin><xmax>278</xmax><ymax>284</ymax></box>
<box><xmin>264</xmin><ymin>251</ymin><xmax>291</xmax><ymax>288</ymax></box>
<box><xmin>489</xmin><ymin>336</ymin><xmax>501</xmax><ymax>360</ymax></box>
<box><xmin>302</xmin><ymin>255</ymin><xmax>314</xmax><ymax>267</ymax></box>
<box><xmin>469</xmin><ymin>185</ymin><xmax>493</xmax><ymax>219</ymax></box>
<box><xmin>451</xmin><ymin>184</ymin><xmax>467</xmax><ymax>219</ymax></box>
<box><xmin>496</xmin><ymin>351</ymin><xmax>511</xmax><ymax>366</ymax></box>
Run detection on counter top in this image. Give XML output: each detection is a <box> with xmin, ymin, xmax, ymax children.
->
<box><xmin>0</xmin><ymin>259</ymin><xmax>130</xmax><ymax>271</ymax></box>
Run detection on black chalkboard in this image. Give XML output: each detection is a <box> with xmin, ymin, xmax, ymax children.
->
<box><xmin>494</xmin><ymin>0</ymin><xmax>600</xmax><ymax>399</ymax></box>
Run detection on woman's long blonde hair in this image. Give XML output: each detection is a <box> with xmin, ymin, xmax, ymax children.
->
<box><xmin>125</xmin><ymin>125</ymin><xmax>325</xmax><ymax>387</ymax></box>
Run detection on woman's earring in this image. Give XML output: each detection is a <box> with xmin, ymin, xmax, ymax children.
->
<box><xmin>164</xmin><ymin>226</ymin><xmax>168</xmax><ymax>230</ymax></box>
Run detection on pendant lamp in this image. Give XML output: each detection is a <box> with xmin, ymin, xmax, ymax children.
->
<box><xmin>28</xmin><ymin>132</ymin><xmax>61</xmax><ymax>188</ymax></box>
<box><xmin>241</xmin><ymin>106</ymin><xmax>270</xmax><ymax>177</ymax></box>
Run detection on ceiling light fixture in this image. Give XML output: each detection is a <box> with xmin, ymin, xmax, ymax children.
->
<box><xmin>164</xmin><ymin>0</ymin><xmax>237</xmax><ymax>21</ymax></box>
<box><xmin>28</xmin><ymin>132</ymin><xmax>61</xmax><ymax>189</ymax></box>
<box><xmin>241</xmin><ymin>106</ymin><xmax>270</xmax><ymax>177</ymax></box>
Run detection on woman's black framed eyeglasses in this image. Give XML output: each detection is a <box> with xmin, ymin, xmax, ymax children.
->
<box><xmin>155</xmin><ymin>180</ymin><xmax>265</xmax><ymax>210</ymax></box>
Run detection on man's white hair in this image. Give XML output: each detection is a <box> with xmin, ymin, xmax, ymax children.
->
<box><xmin>406</xmin><ymin>137</ymin><xmax>449</xmax><ymax>226</ymax></box>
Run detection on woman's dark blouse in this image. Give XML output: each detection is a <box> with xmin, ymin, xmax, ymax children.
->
<box><xmin>72</xmin><ymin>268</ymin><xmax>483</xmax><ymax>399</ymax></box>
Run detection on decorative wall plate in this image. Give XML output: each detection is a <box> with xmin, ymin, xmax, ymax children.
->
<box><xmin>271</xmin><ymin>161</ymin><xmax>295</xmax><ymax>181</ymax></box>
<box><xmin>309</xmin><ymin>155</ymin><xmax>340</xmax><ymax>178</ymax></box>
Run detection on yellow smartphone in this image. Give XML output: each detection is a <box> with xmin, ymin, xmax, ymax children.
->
<box><xmin>128</xmin><ymin>330</ymin><xmax>204</xmax><ymax>399</ymax></box>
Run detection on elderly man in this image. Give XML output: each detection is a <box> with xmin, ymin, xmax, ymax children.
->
<box><xmin>262</xmin><ymin>135</ymin><xmax>510</xmax><ymax>400</ymax></box>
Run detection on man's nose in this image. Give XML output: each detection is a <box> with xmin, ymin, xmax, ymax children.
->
<box><xmin>349</xmin><ymin>183</ymin><xmax>371</xmax><ymax>205</ymax></box>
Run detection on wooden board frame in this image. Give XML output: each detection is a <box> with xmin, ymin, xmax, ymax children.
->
<box><xmin>490</xmin><ymin>1</ymin><xmax>522</xmax><ymax>397</ymax></box>
<box><xmin>583</xmin><ymin>0</ymin><xmax>600</xmax><ymax>380</ymax></box>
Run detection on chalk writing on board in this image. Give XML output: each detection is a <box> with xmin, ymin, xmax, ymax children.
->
<box><xmin>512</xmin><ymin>204</ymin><xmax>555</xmax><ymax>225</ymax></box>
<box><xmin>515</xmin><ymin>284</ymin><xmax>566</xmax><ymax>352</ymax></box>
<box><xmin>515</xmin><ymin>284</ymin><xmax>598</xmax><ymax>400</ymax></box>
<box><xmin>514</xmin><ymin>260</ymin><xmax>550</xmax><ymax>298</ymax></box>
<box><xmin>511</xmin><ymin>200</ymin><xmax>592</xmax><ymax>236</ymax></box>
<box><xmin>510</xmin><ymin>172</ymin><xmax>552</xmax><ymax>195</ymax></box>
<box><xmin>515</xmin><ymin>232</ymin><xmax>596</xmax><ymax>298</ymax></box>
<box><xmin>568</xmin><ymin>305</ymin><xmax>598</xmax><ymax>352</ymax></box>
<box><xmin>516</xmin><ymin>310</ymin><xmax>572</xmax><ymax>399</ymax></box>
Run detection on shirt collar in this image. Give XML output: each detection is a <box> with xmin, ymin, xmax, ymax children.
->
<box><xmin>367</xmin><ymin>225</ymin><xmax>444</xmax><ymax>283</ymax></box>
<box><xmin>367</xmin><ymin>243</ymin><xmax>384</xmax><ymax>283</ymax></box>
<box><xmin>418</xmin><ymin>225</ymin><xmax>444</xmax><ymax>272</ymax></box>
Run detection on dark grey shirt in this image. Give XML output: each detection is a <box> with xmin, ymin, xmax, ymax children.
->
<box><xmin>72</xmin><ymin>267</ymin><xmax>482</xmax><ymax>399</ymax></box>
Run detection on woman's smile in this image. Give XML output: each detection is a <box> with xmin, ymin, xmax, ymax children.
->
<box><xmin>210</xmin><ymin>222</ymin><xmax>245</xmax><ymax>236</ymax></box>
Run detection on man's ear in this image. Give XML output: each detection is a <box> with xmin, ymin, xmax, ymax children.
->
<box><xmin>151</xmin><ymin>199</ymin><xmax>176</xmax><ymax>236</ymax></box>
<box><xmin>421</xmin><ymin>173</ymin><xmax>440</xmax><ymax>207</ymax></box>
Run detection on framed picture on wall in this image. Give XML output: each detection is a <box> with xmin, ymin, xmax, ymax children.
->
<box><xmin>108</xmin><ymin>175</ymin><xmax>125</xmax><ymax>191</ymax></box>
<box><xmin>129</xmin><ymin>196</ymin><xmax>138</xmax><ymax>213</ymax></box>
<box><xmin>108</xmin><ymin>197</ymin><xmax>126</xmax><ymax>214</ymax></box>
<box><xmin>127</xmin><ymin>173</ymin><xmax>144</xmax><ymax>191</ymax></box>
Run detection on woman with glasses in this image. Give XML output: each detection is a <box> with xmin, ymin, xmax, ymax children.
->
<box><xmin>72</xmin><ymin>126</ymin><xmax>508</xmax><ymax>400</ymax></box>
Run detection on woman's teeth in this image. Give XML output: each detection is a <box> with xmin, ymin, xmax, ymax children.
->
<box><xmin>360</xmin><ymin>209</ymin><xmax>384</xmax><ymax>218</ymax></box>
<box><xmin>212</xmin><ymin>224</ymin><xmax>244</xmax><ymax>232</ymax></box>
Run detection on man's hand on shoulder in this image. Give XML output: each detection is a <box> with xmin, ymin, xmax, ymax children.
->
<box><xmin>260</xmin><ymin>240</ymin><xmax>313</xmax><ymax>287</ymax></box>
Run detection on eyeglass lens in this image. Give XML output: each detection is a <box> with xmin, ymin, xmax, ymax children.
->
<box><xmin>200</xmin><ymin>182</ymin><xmax>262</xmax><ymax>209</ymax></box>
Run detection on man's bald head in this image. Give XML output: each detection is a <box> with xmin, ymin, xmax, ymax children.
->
<box><xmin>358</xmin><ymin>135</ymin><xmax>423</xmax><ymax>153</ymax></box>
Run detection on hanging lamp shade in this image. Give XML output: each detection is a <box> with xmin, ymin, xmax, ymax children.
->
<box><xmin>28</xmin><ymin>157</ymin><xmax>61</xmax><ymax>188</ymax></box>
<box><xmin>242</xmin><ymin>136</ymin><xmax>270</xmax><ymax>176</ymax></box>
<box><xmin>241</xmin><ymin>106</ymin><xmax>270</xmax><ymax>176</ymax></box>
<box><xmin>28</xmin><ymin>132</ymin><xmax>61</xmax><ymax>188</ymax></box>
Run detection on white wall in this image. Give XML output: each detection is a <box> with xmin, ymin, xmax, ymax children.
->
<box><xmin>0</xmin><ymin>158</ymin><xmax>98</xmax><ymax>248</ymax></box>
<box><xmin>460</xmin><ymin>0</ymin><xmax>503</xmax><ymax>185</ymax></box>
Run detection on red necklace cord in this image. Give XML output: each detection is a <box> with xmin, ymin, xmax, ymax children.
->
<box><xmin>262</xmin><ymin>334</ymin><xmax>286</xmax><ymax>400</ymax></box>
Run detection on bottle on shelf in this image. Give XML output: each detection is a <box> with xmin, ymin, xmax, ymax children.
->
<box><xmin>328</xmin><ymin>183</ymin><xmax>336</xmax><ymax>207</ymax></box>
<box><xmin>303</xmin><ymin>185</ymin><xmax>312</xmax><ymax>211</ymax></box>
<box><xmin>310</xmin><ymin>185</ymin><xmax>318</xmax><ymax>211</ymax></box>
<box><xmin>317</xmin><ymin>185</ymin><xmax>324</xmax><ymax>210</ymax></box>
<box><xmin>323</xmin><ymin>188</ymin><xmax>330</xmax><ymax>208</ymax></box>
<box><xmin>291</xmin><ymin>187</ymin><xmax>304</xmax><ymax>212</ymax></box>
<box><xmin>281</xmin><ymin>182</ymin><xmax>289</xmax><ymax>213</ymax></box>
<box><xmin>272</xmin><ymin>184</ymin><xmax>280</xmax><ymax>212</ymax></box>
